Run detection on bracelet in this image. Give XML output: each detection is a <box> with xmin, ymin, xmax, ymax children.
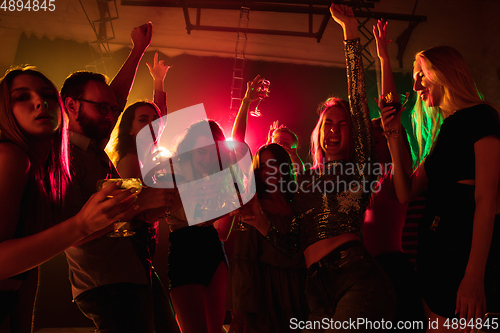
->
<box><xmin>382</xmin><ymin>129</ymin><xmax>400</xmax><ymax>138</ymax></box>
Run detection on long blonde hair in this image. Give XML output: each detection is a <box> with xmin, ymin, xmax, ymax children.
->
<box><xmin>412</xmin><ymin>46</ymin><xmax>496</xmax><ymax>163</ymax></box>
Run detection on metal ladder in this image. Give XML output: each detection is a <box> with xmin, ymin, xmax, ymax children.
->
<box><xmin>82</xmin><ymin>0</ymin><xmax>119</xmax><ymax>74</ymax></box>
<box><xmin>229</xmin><ymin>7</ymin><xmax>250</xmax><ymax>120</ymax></box>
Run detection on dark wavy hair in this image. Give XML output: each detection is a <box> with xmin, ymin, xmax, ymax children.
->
<box><xmin>60</xmin><ymin>71</ymin><xmax>108</xmax><ymax>108</ymax></box>
<box><xmin>252</xmin><ymin>143</ymin><xmax>296</xmax><ymax>202</ymax></box>
<box><xmin>107</xmin><ymin>101</ymin><xmax>160</xmax><ymax>166</ymax></box>
<box><xmin>0</xmin><ymin>66</ymin><xmax>71</xmax><ymax>233</ymax></box>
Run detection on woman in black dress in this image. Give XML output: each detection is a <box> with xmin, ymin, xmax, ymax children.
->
<box><xmin>380</xmin><ymin>45</ymin><xmax>500</xmax><ymax>332</ymax></box>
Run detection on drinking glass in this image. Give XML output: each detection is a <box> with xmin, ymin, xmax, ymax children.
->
<box><xmin>381</xmin><ymin>92</ymin><xmax>410</xmax><ymax>112</ymax></box>
<box><xmin>250</xmin><ymin>79</ymin><xmax>271</xmax><ymax>117</ymax></box>
<box><xmin>96</xmin><ymin>178</ymin><xmax>143</xmax><ymax>237</ymax></box>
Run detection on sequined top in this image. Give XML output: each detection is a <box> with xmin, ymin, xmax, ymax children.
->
<box><xmin>266</xmin><ymin>38</ymin><xmax>375</xmax><ymax>257</ymax></box>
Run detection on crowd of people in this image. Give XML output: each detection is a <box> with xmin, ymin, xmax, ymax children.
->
<box><xmin>0</xmin><ymin>3</ymin><xmax>498</xmax><ymax>333</ymax></box>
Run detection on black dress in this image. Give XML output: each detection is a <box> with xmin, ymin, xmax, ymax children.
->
<box><xmin>420</xmin><ymin>104</ymin><xmax>500</xmax><ymax>318</ymax></box>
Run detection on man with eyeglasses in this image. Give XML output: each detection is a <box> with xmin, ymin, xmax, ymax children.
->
<box><xmin>59</xmin><ymin>23</ymin><xmax>180</xmax><ymax>332</ymax></box>
<box><xmin>63</xmin><ymin>73</ymin><xmax>121</xmax><ymax>143</ymax></box>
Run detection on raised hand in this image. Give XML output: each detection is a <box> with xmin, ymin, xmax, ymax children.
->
<box><xmin>131</xmin><ymin>22</ymin><xmax>152</xmax><ymax>54</ymax></box>
<box><xmin>110</xmin><ymin>22</ymin><xmax>152</xmax><ymax>102</ymax></box>
<box><xmin>330</xmin><ymin>3</ymin><xmax>358</xmax><ymax>39</ymax></box>
<box><xmin>373</xmin><ymin>19</ymin><xmax>390</xmax><ymax>61</ymax></box>
<box><xmin>147</xmin><ymin>52</ymin><xmax>170</xmax><ymax>82</ymax></box>
<box><xmin>266</xmin><ymin>120</ymin><xmax>279</xmax><ymax>145</ymax></box>
<box><xmin>243</xmin><ymin>75</ymin><xmax>262</xmax><ymax>102</ymax></box>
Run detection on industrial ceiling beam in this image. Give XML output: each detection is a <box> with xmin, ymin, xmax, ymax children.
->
<box><xmin>122</xmin><ymin>0</ymin><xmax>377</xmax><ymax>12</ymax></box>
<box><xmin>122</xmin><ymin>0</ymin><xmax>426</xmax><ymax>41</ymax></box>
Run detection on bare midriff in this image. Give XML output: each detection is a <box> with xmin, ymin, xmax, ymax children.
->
<box><xmin>304</xmin><ymin>232</ymin><xmax>360</xmax><ymax>268</ymax></box>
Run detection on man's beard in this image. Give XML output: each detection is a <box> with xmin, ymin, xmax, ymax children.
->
<box><xmin>76</xmin><ymin>109</ymin><xmax>112</xmax><ymax>142</ymax></box>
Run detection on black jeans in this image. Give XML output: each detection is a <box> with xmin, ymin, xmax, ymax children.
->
<box><xmin>304</xmin><ymin>244</ymin><xmax>395</xmax><ymax>332</ymax></box>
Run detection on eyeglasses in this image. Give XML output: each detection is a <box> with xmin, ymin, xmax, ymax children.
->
<box><xmin>76</xmin><ymin>98</ymin><xmax>120</xmax><ymax>116</ymax></box>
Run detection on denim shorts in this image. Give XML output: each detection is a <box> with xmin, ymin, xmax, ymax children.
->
<box><xmin>168</xmin><ymin>225</ymin><xmax>227</xmax><ymax>289</ymax></box>
<box><xmin>303</xmin><ymin>242</ymin><xmax>395</xmax><ymax>332</ymax></box>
